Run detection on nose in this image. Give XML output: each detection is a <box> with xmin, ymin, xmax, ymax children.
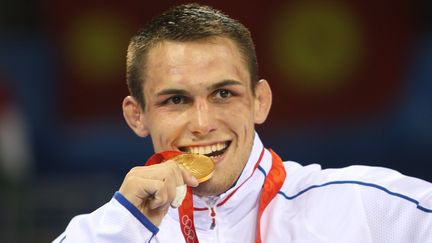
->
<box><xmin>188</xmin><ymin>98</ymin><xmax>216</xmax><ymax>136</ymax></box>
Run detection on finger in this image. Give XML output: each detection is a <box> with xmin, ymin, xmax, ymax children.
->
<box><xmin>161</xmin><ymin>162</ymin><xmax>195</xmax><ymax>207</ymax></box>
<box><xmin>127</xmin><ymin>164</ymin><xmax>185</xmax><ymax>186</ymax></box>
<box><xmin>178</xmin><ymin>164</ymin><xmax>199</xmax><ymax>187</ymax></box>
<box><xmin>147</xmin><ymin>181</ymin><xmax>169</xmax><ymax>210</ymax></box>
<box><xmin>139</xmin><ymin>177</ymin><xmax>178</xmax><ymax>210</ymax></box>
<box><xmin>164</xmin><ymin>172</ymin><xmax>178</xmax><ymax>207</ymax></box>
<box><xmin>119</xmin><ymin>176</ymin><xmax>164</xmax><ymax>207</ymax></box>
<box><xmin>166</xmin><ymin>160</ymin><xmax>185</xmax><ymax>186</ymax></box>
<box><xmin>133</xmin><ymin>161</ymin><xmax>199</xmax><ymax>187</ymax></box>
<box><xmin>121</xmin><ymin>163</ymin><xmax>193</xmax><ymax>208</ymax></box>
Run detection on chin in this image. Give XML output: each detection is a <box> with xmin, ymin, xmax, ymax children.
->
<box><xmin>192</xmin><ymin>177</ymin><xmax>230</xmax><ymax>197</ymax></box>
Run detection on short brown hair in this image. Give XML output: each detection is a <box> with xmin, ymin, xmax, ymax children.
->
<box><xmin>126</xmin><ymin>3</ymin><xmax>259</xmax><ymax>108</ymax></box>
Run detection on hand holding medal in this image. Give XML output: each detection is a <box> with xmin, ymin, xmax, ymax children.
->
<box><xmin>118</xmin><ymin>151</ymin><xmax>214</xmax><ymax>226</ymax></box>
<box><xmin>144</xmin><ymin>151</ymin><xmax>215</xmax><ymax>243</ymax></box>
<box><xmin>145</xmin><ymin>151</ymin><xmax>215</xmax><ymax>208</ymax></box>
<box><xmin>169</xmin><ymin>153</ymin><xmax>215</xmax><ymax>207</ymax></box>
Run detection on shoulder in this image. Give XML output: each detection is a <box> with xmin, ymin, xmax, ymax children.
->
<box><xmin>266</xmin><ymin>162</ymin><xmax>432</xmax><ymax>242</ymax></box>
<box><xmin>280</xmin><ymin>162</ymin><xmax>432</xmax><ymax>211</ymax></box>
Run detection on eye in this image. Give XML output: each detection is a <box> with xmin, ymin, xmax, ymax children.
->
<box><xmin>214</xmin><ymin>89</ymin><xmax>232</xmax><ymax>99</ymax></box>
<box><xmin>163</xmin><ymin>95</ymin><xmax>189</xmax><ymax>105</ymax></box>
<box><xmin>170</xmin><ymin>96</ymin><xmax>183</xmax><ymax>104</ymax></box>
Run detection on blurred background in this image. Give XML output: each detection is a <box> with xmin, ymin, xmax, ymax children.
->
<box><xmin>0</xmin><ymin>0</ymin><xmax>431</xmax><ymax>242</ymax></box>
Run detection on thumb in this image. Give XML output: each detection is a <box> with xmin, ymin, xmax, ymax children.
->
<box><xmin>179</xmin><ymin>165</ymin><xmax>199</xmax><ymax>187</ymax></box>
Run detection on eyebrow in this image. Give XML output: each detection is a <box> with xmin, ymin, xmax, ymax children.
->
<box><xmin>155</xmin><ymin>79</ymin><xmax>243</xmax><ymax>97</ymax></box>
<box><xmin>156</xmin><ymin>88</ymin><xmax>190</xmax><ymax>97</ymax></box>
<box><xmin>208</xmin><ymin>79</ymin><xmax>243</xmax><ymax>91</ymax></box>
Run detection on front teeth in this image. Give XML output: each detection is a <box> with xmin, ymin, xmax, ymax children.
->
<box><xmin>187</xmin><ymin>142</ymin><xmax>227</xmax><ymax>155</ymax></box>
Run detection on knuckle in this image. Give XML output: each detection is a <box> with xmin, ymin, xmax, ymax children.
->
<box><xmin>163</xmin><ymin>162</ymin><xmax>179</xmax><ymax>177</ymax></box>
<box><xmin>123</xmin><ymin>175</ymin><xmax>138</xmax><ymax>187</ymax></box>
<box><xmin>167</xmin><ymin>160</ymin><xmax>179</xmax><ymax>168</ymax></box>
<box><xmin>154</xmin><ymin>179</ymin><xmax>164</xmax><ymax>188</ymax></box>
<box><xmin>160</xmin><ymin>190</ymin><xmax>168</xmax><ymax>202</ymax></box>
<box><xmin>127</xmin><ymin>166</ymin><xmax>141</xmax><ymax>177</ymax></box>
<box><xmin>169</xmin><ymin>165</ymin><xmax>178</xmax><ymax>175</ymax></box>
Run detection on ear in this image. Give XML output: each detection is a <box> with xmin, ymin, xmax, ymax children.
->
<box><xmin>122</xmin><ymin>96</ymin><xmax>150</xmax><ymax>137</ymax></box>
<box><xmin>254</xmin><ymin>79</ymin><xmax>272</xmax><ymax>124</ymax></box>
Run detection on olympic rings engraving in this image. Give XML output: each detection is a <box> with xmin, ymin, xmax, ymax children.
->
<box><xmin>181</xmin><ymin>215</ymin><xmax>195</xmax><ymax>242</ymax></box>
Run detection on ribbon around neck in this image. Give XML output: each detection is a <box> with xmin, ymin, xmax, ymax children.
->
<box><xmin>144</xmin><ymin>149</ymin><xmax>286</xmax><ymax>243</ymax></box>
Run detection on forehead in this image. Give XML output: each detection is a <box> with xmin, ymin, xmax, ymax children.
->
<box><xmin>143</xmin><ymin>37</ymin><xmax>250</xmax><ymax>90</ymax></box>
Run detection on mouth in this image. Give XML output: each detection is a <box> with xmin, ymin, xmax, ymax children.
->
<box><xmin>178</xmin><ymin>141</ymin><xmax>231</xmax><ymax>162</ymax></box>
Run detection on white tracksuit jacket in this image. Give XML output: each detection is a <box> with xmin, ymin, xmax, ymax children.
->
<box><xmin>54</xmin><ymin>133</ymin><xmax>432</xmax><ymax>242</ymax></box>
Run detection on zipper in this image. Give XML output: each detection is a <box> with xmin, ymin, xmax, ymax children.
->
<box><xmin>209</xmin><ymin>207</ymin><xmax>216</xmax><ymax>230</ymax></box>
<box><xmin>203</xmin><ymin>196</ymin><xmax>219</xmax><ymax>230</ymax></box>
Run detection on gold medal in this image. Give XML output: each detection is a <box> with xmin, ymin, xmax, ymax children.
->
<box><xmin>172</xmin><ymin>153</ymin><xmax>215</xmax><ymax>183</ymax></box>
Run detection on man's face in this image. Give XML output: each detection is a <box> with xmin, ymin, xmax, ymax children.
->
<box><xmin>138</xmin><ymin>37</ymin><xmax>266</xmax><ymax>196</ymax></box>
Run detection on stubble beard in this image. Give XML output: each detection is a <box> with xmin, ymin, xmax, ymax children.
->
<box><xmin>192</xmin><ymin>134</ymin><xmax>255</xmax><ymax>197</ymax></box>
<box><xmin>192</xmin><ymin>175</ymin><xmax>234</xmax><ymax>197</ymax></box>
<box><xmin>192</xmin><ymin>151</ymin><xmax>251</xmax><ymax>197</ymax></box>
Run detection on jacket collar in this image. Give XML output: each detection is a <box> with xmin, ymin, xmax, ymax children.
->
<box><xmin>193</xmin><ymin>132</ymin><xmax>266</xmax><ymax>207</ymax></box>
<box><xmin>166</xmin><ymin>132</ymin><xmax>273</xmax><ymax>229</ymax></box>
<box><xmin>191</xmin><ymin>132</ymin><xmax>273</xmax><ymax>229</ymax></box>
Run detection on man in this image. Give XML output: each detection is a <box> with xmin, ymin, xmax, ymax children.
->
<box><xmin>54</xmin><ymin>3</ymin><xmax>432</xmax><ymax>243</ymax></box>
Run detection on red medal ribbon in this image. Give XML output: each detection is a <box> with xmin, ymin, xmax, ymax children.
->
<box><xmin>145</xmin><ymin>151</ymin><xmax>199</xmax><ymax>243</ymax></box>
<box><xmin>145</xmin><ymin>149</ymin><xmax>286</xmax><ymax>243</ymax></box>
<box><xmin>255</xmin><ymin>149</ymin><xmax>286</xmax><ymax>243</ymax></box>
<box><xmin>178</xmin><ymin>186</ymin><xmax>198</xmax><ymax>243</ymax></box>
